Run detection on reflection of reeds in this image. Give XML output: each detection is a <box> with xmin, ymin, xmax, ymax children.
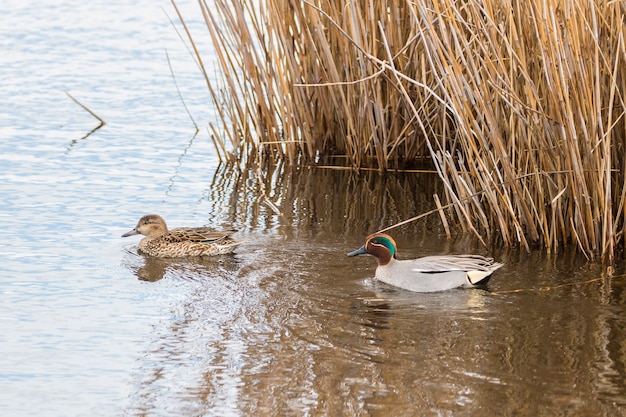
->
<box><xmin>176</xmin><ymin>0</ymin><xmax>626</xmax><ymax>261</ymax></box>
<box><xmin>205</xmin><ymin>162</ymin><xmax>443</xmax><ymax>243</ymax></box>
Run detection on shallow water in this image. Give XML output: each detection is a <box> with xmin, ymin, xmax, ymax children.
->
<box><xmin>2</xmin><ymin>1</ymin><xmax>626</xmax><ymax>416</ymax></box>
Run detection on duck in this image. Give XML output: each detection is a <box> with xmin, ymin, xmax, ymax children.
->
<box><xmin>348</xmin><ymin>233</ymin><xmax>502</xmax><ymax>292</ymax></box>
<box><xmin>121</xmin><ymin>214</ymin><xmax>242</xmax><ymax>258</ymax></box>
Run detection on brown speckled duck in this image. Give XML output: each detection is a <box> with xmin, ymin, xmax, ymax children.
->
<box><xmin>122</xmin><ymin>214</ymin><xmax>242</xmax><ymax>258</ymax></box>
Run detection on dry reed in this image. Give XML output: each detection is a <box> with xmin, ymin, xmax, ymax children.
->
<box><xmin>175</xmin><ymin>0</ymin><xmax>626</xmax><ymax>262</ymax></box>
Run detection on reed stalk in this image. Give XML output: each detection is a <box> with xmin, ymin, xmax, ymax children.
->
<box><xmin>177</xmin><ymin>0</ymin><xmax>626</xmax><ymax>262</ymax></box>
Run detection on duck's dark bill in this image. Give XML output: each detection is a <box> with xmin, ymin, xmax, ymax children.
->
<box><xmin>347</xmin><ymin>246</ymin><xmax>367</xmax><ymax>257</ymax></box>
<box><xmin>121</xmin><ymin>229</ymin><xmax>139</xmax><ymax>237</ymax></box>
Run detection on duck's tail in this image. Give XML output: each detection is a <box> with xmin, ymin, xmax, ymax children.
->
<box><xmin>466</xmin><ymin>261</ymin><xmax>504</xmax><ymax>285</ymax></box>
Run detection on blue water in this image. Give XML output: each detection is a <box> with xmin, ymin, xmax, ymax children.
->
<box><xmin>0</xmin><ymin>1</ymin><xmax>221</xmax><ymax>415</ymax></box>
<box><xmin>2</xmin><ymin>1</ymin><xmax>626</xmax><ymax>417</ymax></box>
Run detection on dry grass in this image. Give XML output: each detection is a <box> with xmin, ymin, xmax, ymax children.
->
<box><xmin>174</xmin><ymin>0</ymin><xmax>626</xmax><ymax>262</ymax></box>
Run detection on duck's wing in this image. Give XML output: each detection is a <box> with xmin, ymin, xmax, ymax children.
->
<box><xmin>166</xmin><ymin>227</ymin><xmax>237</xmax><ymax>244</ymax></box>
<box><xmin>408</xmin><ymin>255</ymin><xmax>503</xmax><ymax>273</ymax></box>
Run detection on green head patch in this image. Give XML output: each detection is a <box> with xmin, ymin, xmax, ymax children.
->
<box><xmin>370</xmin><ymin>235</ymin><xmax>397</xmax><ymax>259</ymax></box>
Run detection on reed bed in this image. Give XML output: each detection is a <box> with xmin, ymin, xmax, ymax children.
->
<box><xmin>176</xmin><ymin>0</ymin><xmax>626</xmax><ymax>262</ymax></box>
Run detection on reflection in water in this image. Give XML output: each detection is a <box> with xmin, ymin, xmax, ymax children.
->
<box><xmin>165</xmin><ymin>132</ymin><xmax>198</xmax><ymax>198</ymax></box>
<box><xmin>4</xmin><ymin>0</ymin><xmax>625</xmax><ymax>409</ymax></box>
<box><xmin>64</xmin><ymin>91</ymin><xmax>106</xmax><ymax>152</ymax></box>
<box><xmin>122</xmin><ymin>246</ymin><xmax>242</xmax><ymax>283</ymax></box>
<box><xmin>122</xmin><ymin>250</ymin><xmax>169</xmax><ymax>282</ymax></box>
<box><xmin>204</xmin><ymin>162</ymin><xmax>444</xmax><ymax>242</ymax></box>
<box><xmin>123</xmin><ymin>165</ymin><xmax>626</xmax><ymax>416</ymax></box>
<box><xmin>594</xmin><ymin>277</ymin><xmax>626</xmax><ymax>406</ymax></box>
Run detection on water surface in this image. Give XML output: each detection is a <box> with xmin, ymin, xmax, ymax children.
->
<box><xmin>1</xmin><ymin>1</ymin><xmax>626</xmax><ymax>417</ymax></box>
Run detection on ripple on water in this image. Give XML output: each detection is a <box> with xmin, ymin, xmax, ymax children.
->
<box><xmin>3</xmin><ymin>0</ymin><xmax>626</xmax><ymax>414</ymax></box>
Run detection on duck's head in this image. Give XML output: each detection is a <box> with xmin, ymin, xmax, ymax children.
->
<box><xmin>122</xmin><ymin>214</ymin><xmax>169</xmax><ymax>239</ymax></box>
<box><xmin>347</xmin><ymin>233</ymin><xmax>397</xmax><ymax>265</ymax></box>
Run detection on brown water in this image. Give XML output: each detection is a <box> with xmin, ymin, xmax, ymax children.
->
<box><xmin>119</xmin><ymin>166</ymin><xmax>626</xmax><ymax>417</ymax></box>
<box><xmin>2</xmin><ymin>1</ymin><xmax>626</xmax><ymax>416</ymax></box>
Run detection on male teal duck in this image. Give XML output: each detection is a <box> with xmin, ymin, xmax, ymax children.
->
<box><xmin>348</xmin><ymin>233</ymin><xmax>503</xmax><ymax>292</ymax></box>
<box><xmin>122</xmin><ymin>214</ymin><xmax>242</xmax><ymax>258</ymax></box>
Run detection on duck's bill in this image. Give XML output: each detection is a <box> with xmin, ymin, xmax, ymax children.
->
<box><xmin>347</xmin><ymin>246</ymin><xmax>367</xmax><ymax>257</ymax></box>
<box><xmin>121</xmin><ymin>229</ymin><xmax>139</xmax><ymax>238</ymax></box>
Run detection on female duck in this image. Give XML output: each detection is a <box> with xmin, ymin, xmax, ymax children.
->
<box><xmin>122</xmin><ymin>214</ymin><xmax>242</xmax><ymax>258</ymax></box>
<box><xmin>348</xmin><ymin>233</ymin><xmax>502</xmax><ymax>292</ymax></box>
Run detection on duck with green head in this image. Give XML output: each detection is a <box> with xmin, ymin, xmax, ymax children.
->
<box><xmin>348</xmin><ymin>233</ymin><xmax>502</xmax><ymax>292</ymax></box>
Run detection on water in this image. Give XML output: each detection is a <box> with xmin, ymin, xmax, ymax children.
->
<box><xmin>1</xmin><ymin>1</ymin><xmax>626</xmax><ymax>416</ymax></box>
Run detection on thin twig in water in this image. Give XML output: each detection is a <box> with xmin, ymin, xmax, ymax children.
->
<box><xmin>66</xmin><ymin>92</ymin><xmax>105</xmax><ymax>125</ymax></box>
<box><xmin>65</xmin><ymin>92</ymin><xmax>105</xmax><ymax>150</ymax></box>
